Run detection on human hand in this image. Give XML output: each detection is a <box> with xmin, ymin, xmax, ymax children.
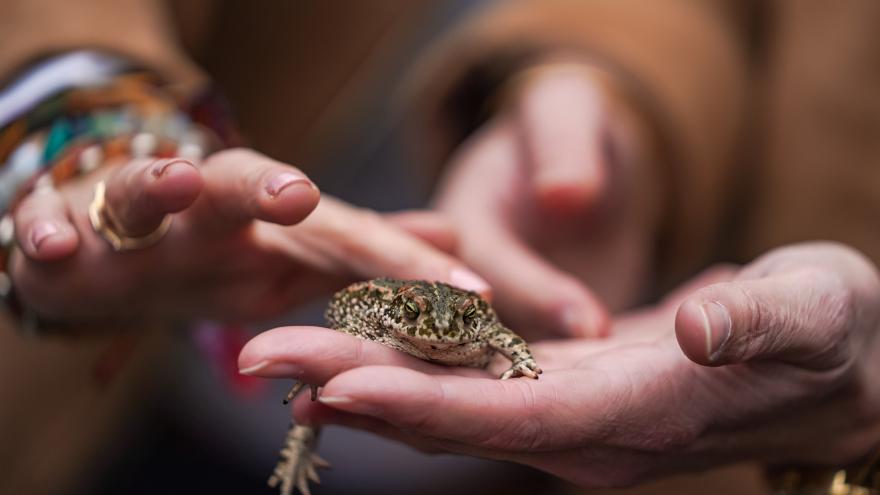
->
<box><xmin>239</xmin><ymin>242</ymin><xmax>880</xmax><ymax>487</ymax></box>
<box><xmin>434</xmin><ymin>60</ymin><xmax>663</xmax><ymax>338</ymax></box>
<box><xmin>9</xmin><ymin>148</ymin><xmax>488</xmax><ymax>324</ymax></box>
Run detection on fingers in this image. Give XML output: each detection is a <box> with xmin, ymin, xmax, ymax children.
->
<box><xmin>13</xmin><ymin>187</ymin><xmax>79</xmax><ymax>260</ymax></box>
<box><xmin>193</xmin><ymin>148</ymin><xmax>320</xmax><ymax>231</ymax></box>
<box><xmin>308</xmin><ymin>365</ymin><xmax>572</xmax><ymax>451</ymax></box>
<box><xmin>437</xmin><ymin>123</ymin><xmax>608</xmax><ymax>337</ymax></box>
<box><xmin>103</xmin><ymin>157</ymin><xmax>203</xmax><ymax>236</ymax></box>
<box><xmin>516</xmin><ymin>64</ymin><xmax>608</xmax><ymax>214</ymax></box>
<box><xmin>385</xmin><ymin>210</ymin><xmax>458</xmax><ymax>255</ymax></box>
<box><xmin>675</xmin><ymin>243</ymin><xmax>880</xmax><ymax>370</ymax></box>
<box><xmin>238</xmin><ymin>326</ymin><xmax>487</xmax><ymax>384</ymax></box>
<box><xmin>270</xmin><ymin>196</ymin><xmax>491</xmax><ymax>296</ymax></box>
<box><xmin>474</xmin><ymin>224</ymin><xmax>608</xmax><ymax>338</ymax></box>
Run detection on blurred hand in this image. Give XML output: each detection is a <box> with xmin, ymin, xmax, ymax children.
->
<box><xmin>434</xmin><ymin>60</ymin><xmax>663</xmax><ymax>338</ymax></box>
<box><xmin>240</xmin><ymin>242</ymin><xmax>880</xmax><ymax>487</ymax></box>
<box><xmin>10</xmin><ymin>148</ymin><xmax>489</xmax><ymax>324</ymax></box>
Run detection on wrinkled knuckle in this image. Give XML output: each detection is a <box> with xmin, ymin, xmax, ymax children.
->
<box><xmin>723</xmin><ymin>283</ymin><xmax>767</xmax><ymax>360</ymax></box>
<box><xmin>784</xmin><ymin>266</ymin><xmax>856</xmax><ymax>368</ymax></box>
<box><xmin>797</xmin><ymin>266</ymin><xmax>854</xmax><ymax>336</ymax></box>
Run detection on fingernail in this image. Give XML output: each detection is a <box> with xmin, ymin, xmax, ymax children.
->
<box><xmin>320</xmin><ymin>395</ymin><xmax>383</xmax><ymax>415</ymax></box>
<box><xmin>449</xmin><ymin>268</ymin><xmax>491</xmax><ymax>294</ymax></box>
<box><xmin>239</xmin><ymin>360</ymin><xmax>302</xmax><ymax>377</ymax></box>
<box><xmin>318</xmin><ymin>395</ymin><xmax>353</xmax><ymax>405</ymax></box>
<box><xmin>239</xmin><ymin>361</ymin><xmax>269</xmax><ymax>375</ymax></box>
<box><xmin>266</xmin><ymin>172</ymin><xmax>312</xmax><ymax>197</ymax></box>
<box><xmin>30</xmin><ymin>222</ymin><xmax>59</xmax><ymax>251</ymax></box>
<box><xmin>151</xmin><ymin>158</ymin><xmax>195</xmax><ymax>177</ymax></box>
<box><xmin>700</xmin><ymin>302</ymin><xmax>732</xmax><ymax>361</ymax></box>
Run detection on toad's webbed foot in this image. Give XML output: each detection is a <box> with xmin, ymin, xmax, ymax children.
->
<box><xmin>268</xmin><ymin>425</ymin><xmax>330</xmax><ymax>495</ymax></box>
<box><xmin>500</xmin><ymin>358</ymin><xmax>542</xmax><ymax>380</ymax></box>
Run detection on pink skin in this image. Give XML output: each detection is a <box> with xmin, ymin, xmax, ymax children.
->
<box><xmin>239</xmin><ymin>242</ymin><xmax>880</xmax><ymax>488</ymax></box>
<box><xmin>10</xmin><ymin>148</ymin><xmax>489</xmax><ymax>323</ymax></box>
<box><xmin>433</xmin><ymin>60</ymin><xmax>663</xmax><ymax>339</ymax></box>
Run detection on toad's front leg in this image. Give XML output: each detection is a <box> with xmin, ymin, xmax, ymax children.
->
<box><xmin>485</xmin><ymin>325</ymin><xmax>542</xmax><ymax>379</ymax></box>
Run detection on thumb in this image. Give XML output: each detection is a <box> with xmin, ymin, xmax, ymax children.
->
<box><xmin>515</xmin><ymin>62</ymin><xmax>608</xmax><ymax>214</ymax></box>
<box><xmin>674</xmin><ymin>267</ymin><xmax>855</xmax><ymax>370</ymax></box>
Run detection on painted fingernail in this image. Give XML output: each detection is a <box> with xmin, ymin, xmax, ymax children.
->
<box><xmin>266</xmin><ymin>172</ymin><xmax>312</xmax><ymax>197</ymax></box>
<box><xmin>151</xmin><ymin>158</ymin><xmax>195</xmax><ymax>178</ymax></box>
<box><xmin>30</xmin><ymin>222</ymin><xmax>59</xmax><ymax>251</ymax></box>
<box><xmin>239</xmin><ymin>360</ymin><xmax>302</xmax><ymax>377</ymax></box>
<box><xmin>700</xmin><ymin>302</ymin><xmax>732</xmax><ymax>361</ymax></box>
<box><xmin>450</xmin><ymin>268</ymin><xmax>491</xmax><ymax>294</ymax></box>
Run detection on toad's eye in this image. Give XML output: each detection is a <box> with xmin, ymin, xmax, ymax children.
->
<box><xmin>404</xmin><ymin>300</ymin><xmax>420</xmax><ymax>320</ymax></box>
<box><xmin>462</xmin><ymin>305</ymin><xmax>477</xmax><ymax>324</ymax></box>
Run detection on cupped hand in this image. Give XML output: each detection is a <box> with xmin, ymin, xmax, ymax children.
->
<box><xmin>239</xmin><ymin>242</ymin><xmax>880</xmax><ymax>487</ymax></box>
<box><xmin>10</xmin><ymin>148</ymin><xmax>489</xmax><ymax>324</ymax></box>
<box><xmin>434</xmin><ymin>60</ymin><xmax>663</xmax><ymax>338</ymax></box>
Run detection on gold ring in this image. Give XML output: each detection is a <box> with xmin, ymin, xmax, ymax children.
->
<box><xmin>88</xmin><ymin>181</ymin><xmax>172</xmax><ymax>252</ymax></box>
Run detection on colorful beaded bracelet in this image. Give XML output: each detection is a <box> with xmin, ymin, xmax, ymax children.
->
<box><xmin>0</xmin><ymin>64</ymin><xmax>239</xmax><ymax>334</ymax></box>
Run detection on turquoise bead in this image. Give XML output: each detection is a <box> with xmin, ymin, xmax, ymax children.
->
<box><xmin>42</xmin><ymin>118</ymin><xmax>72</xmax><ymax>163</ymax></box>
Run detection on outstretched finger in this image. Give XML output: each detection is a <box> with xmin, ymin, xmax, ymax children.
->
<box><xmin>103</xmin><ymin>157</ymin><xmax>203</xmax><ymax>237</ymax></box>
<box><xmin>437</xmin><ymin>122</ymin><xmax>608</xmax><ymax>337</ymax></box>
<box><xmin>267</xmin><ymin>196</ymin><xmax>491</xmax><ymax>297</ymax></box>
<box><xmin>385</xmin><ymin>210</ymin><xmax>458</xmax><ymax>255</ymax></box>
<box><xmin>13</xmin><ymin>187</ymin><xmax>79</xmax><ymax>261</ymax></box>
<box><xmin>473</xmin><ymin>223</ymin><xmax>609</xmax><ymax>338</ymax></box>
<box><xmin>516</xmin><ymin>64</ymin><xmax>609</xmax><ymax>214</ymax></box>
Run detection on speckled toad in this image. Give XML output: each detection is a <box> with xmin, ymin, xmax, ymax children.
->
<box><xmin>269</xmin><ymin>278</ymin><xmax>542</xmax><ymax>495</ymax></box>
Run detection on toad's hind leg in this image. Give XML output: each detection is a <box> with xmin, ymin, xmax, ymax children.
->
<box><xmin>283</xmin><ymin>381</ymin><xmax>320</xmax><ymax>404</ymax></box>
<box><xmin>269</xmin><ymin>424</ymin><xmax>330</xmax><ymax>495</ymax></box>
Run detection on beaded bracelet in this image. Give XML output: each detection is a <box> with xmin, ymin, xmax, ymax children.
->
<box><xmin>0</xmin><ymin>62</ymin><xmax>239</xmax><ymax>334</ymax></box>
